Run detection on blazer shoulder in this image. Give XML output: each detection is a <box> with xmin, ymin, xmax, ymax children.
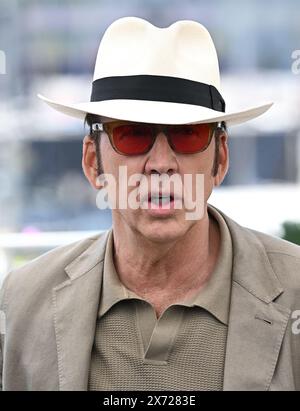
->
<box><xmin>250</xmin><ymin>228</ymin><xmax>300</xmax><ymax>259</ymax></box>
<box><xmin>0</xmin><ymin>231</ymin><xmax>108</xmax><ymax>308</ymax></box>
<box><xmin>249</xmin><ymin>228</ymin><xmax>300</xmax><ymax>289</ymax></box>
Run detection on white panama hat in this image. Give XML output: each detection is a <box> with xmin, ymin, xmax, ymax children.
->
<box><xmin>38</xmin><ymin>17</ymin><xmax>273</xmax><ymax>126</ymax></box>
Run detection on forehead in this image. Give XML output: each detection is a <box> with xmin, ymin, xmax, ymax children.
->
<box><xmin>86</xmin><ymin>113</ymin><xmax>215</xmax><ymax>128</ymax></box>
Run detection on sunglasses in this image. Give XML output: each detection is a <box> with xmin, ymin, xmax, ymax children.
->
<box><xmin>92</xmin><ymin>121</ymin><xmax>223</xmax><ymax>156</ymax></box>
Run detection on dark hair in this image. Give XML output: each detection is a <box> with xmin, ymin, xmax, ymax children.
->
<box><xmin>84</xmin><ymin>114</ymin><xmax>226</xmax><ymax>177</ymax></box>
<box><xmin>84</xmin><ymin>113</ymin><xmax>104</xmax><ymax>174</ymax></box>
<box><xmin>212</xmin><ymin>121</ymin><xmax>227</xmax><ymax>177</ymax></box>
<box><xmin>84</xmin><ymin>113</ymin><xmax>102</xmax><ymax>135</ymax></box>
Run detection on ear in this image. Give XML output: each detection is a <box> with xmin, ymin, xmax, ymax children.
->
<box><xmin>82</xmin><ymin>135</ymin><xmax>102</xmax><ymax>189</ymax></box>
<box><xmin>213</xmin><ymin>130</ymin><xmax>229</xmax><ymax>187</ymax></box>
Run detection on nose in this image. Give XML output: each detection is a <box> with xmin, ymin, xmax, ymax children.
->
<box><xmin>144</xmin><ymin>131</ymin><xmax>179</xmax><ymax>175</ymax></box>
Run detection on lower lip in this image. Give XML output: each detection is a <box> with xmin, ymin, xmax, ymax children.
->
<box><xmin>145</xmin><ymin>198</ymin><xmax>176</xmax><ymax>216</ymax></box>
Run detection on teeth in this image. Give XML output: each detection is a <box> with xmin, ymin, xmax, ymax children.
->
<box><xmin>150</xmin><ymin>196</ymin><xmax>171</xmax><ymax>205</ymax></box>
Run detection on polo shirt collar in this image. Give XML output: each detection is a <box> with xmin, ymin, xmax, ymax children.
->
<box><xmin>98</xmin><ymin>230</ymin><xmax>142</xmax><ymax>317</ymax></box>
<box><xmin>182</xmin><ymin>205</ymin><xmax>232</xmax><ymax>325</ymax></box>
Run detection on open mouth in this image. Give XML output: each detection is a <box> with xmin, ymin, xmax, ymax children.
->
<box><xmin>148</xmin><ymin>193</ymin><xmax>175</xmax><ymax>208</ymax></box>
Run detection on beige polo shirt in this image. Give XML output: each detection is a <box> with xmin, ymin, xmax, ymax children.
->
<box><xmin>88</xmin><ymin>205</ymin><xmax>233</xmax><ymax>391</ymax></box>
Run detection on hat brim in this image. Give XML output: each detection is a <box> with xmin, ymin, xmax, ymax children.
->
<box><xmin>38</xmin><ymin>94</ymin><xmax>273</xmax><ymax>126</ymax></box>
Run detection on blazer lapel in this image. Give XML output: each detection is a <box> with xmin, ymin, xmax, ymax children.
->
<box><xmin>215</xmin><ymin>207</ymin><xmax>291</xmax><ymax>391</ymax></box>
<box><xmin>52</xmin><ymin>230</ymin><xmax>110</xmax><ymax>391</ymax></box>
<box><xmin>223</xmin><ymin>282</ymin><xmax>291</xmax><ymax>391</ymax></box>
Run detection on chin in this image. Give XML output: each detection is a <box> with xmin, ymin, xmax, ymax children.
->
<box><xmin>137</xmin><ymin>219</ymin><xmax>190</xmax><ymax>244</ymax></box>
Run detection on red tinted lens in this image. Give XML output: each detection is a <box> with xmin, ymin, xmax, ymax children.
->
<box><xmin>168</xmin><ymin>124</ymin><xmax>211</xmax><ymax>153</ymax></box>
<box><xmin>112</xmin><ymin>124</ymin><xmax>154</xmax><ymax>155</ymax></box>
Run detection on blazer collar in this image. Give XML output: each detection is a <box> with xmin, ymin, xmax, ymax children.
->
<box><xmin>64</xmin><ymin>230</ymin><xmax>110</xmax><ymax>281</ymax></box>
<box><xmin>208</xmin><ymin>204</ymin><xmax>283</xmax><ymax>302</ymax></box>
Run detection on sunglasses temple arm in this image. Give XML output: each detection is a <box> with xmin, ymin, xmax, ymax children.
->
<box><xmin>92</xmin><ymin>123</ymin><xmax>103</xmax><ymax>132</ymax></box>
<box><xmin>213</xmin><ymin>121</ymin><xmax>226</xmax><ymax>135</ymax></box>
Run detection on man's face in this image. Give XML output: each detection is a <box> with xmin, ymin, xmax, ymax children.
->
<box><xmin>83</xmin><ymin>122</ymin><xmax>229</xmax><ymax>243</ymax></box>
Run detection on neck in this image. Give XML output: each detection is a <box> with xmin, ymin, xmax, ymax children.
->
<box><xmin>111</xmin><ymin>208</ymin><xmax>220</xmax><ymax>306</ymax></box>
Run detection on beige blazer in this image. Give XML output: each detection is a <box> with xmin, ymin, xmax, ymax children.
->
<box><xmin>1</xmin><ymin>205</ymin><xmax>300</xmax><ymax>391</ymax></box>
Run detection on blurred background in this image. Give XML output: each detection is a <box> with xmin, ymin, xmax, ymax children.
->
<box><xmin>1</xmin><ymin>0</ymin><xmax>300</xmax><ymax>280</ymax></box>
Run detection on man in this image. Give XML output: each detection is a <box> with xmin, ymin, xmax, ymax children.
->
<box><xmin>1</xmin><ymin>17</ymin><xmax>300</xmax><ymax>391</ymax></box>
